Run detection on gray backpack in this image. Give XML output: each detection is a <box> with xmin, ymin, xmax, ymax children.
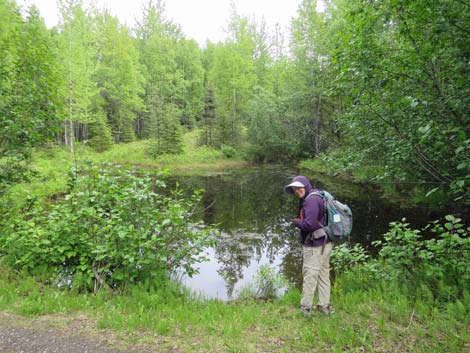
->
<box><xmin>307</xmin><ymin>190</ymin><xmax>353</xmax><ymax>241</ymax></box>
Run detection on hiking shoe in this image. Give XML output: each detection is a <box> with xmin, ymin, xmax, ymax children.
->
<box><xmin>317</xmin><ymin>304</ymin><xmax>335</xmax><ymax>315</ymax></box>
<box><xmin>300</xmin><ymin>306</ymin><xmax>312</xmax><ymax>317</ymax></box>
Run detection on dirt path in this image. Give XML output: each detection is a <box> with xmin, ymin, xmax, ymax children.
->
<box><xmin>0</xmin><ymin>313</ymin><xmax>182</xmax><ymax>353</ymax></box>
<box><xmin>0</xmin><ymin>325</ymin><xmax>123</xmax><ymax>353</ymax></box>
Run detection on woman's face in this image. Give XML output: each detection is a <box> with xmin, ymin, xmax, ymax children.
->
<box><xmin>292</xmin><ymin>186</ymin><xmax>306</xmax><ymax>199</ymax></box>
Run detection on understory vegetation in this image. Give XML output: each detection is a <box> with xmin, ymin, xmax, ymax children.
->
<box><xmin>0</xmin><ymin>216</ymin><xmax>468</xmax><ymax>352</ymax></box>
<box><xmin>0</xmin><ymin>162</ymin><xmax>217</xmax><ymax>293</ymax></box>
<box><xmin>2</xmin><ymin>132</ymin><xmax>246</xmax><ymax>209</ymax></box>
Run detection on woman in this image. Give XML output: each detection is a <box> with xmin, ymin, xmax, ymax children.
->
<box><xmin>284</xmin><ymin>175</ymin><xmax>335</xmax><ymax>316</ymax></box>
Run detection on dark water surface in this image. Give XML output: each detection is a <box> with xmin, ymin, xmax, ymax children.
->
<box><xmin>170</xmin><ymin>166</ymin><xmax>451</xmax><ymax>300</ymax></box>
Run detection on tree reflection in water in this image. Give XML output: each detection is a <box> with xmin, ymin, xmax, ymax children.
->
<box><xmin>172</xmin><ymin>167</ymin><xmax>444</xmax><ymax>300</ymax></box>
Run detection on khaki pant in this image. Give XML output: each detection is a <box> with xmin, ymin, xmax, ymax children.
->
<box><xmin>300</xmin><ymin>242</ymin><xmax>333</xmax><ymax>309</ymax></box>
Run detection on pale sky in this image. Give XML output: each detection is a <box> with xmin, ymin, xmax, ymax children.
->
<box><xmin>18</xmin><ymin>0</ymin><xmax>321</xmax><ymax>45</ymax></box>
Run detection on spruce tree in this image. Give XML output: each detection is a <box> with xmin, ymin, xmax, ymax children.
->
<box><xmin>88</xmin><ymin>112</ymin><xmax>113</xmax><ymax>152</ymax></box>
<box><xmin>200</xmin><ymin>87</ymin><xmax>217</xmax><ymax>147</ymax></box>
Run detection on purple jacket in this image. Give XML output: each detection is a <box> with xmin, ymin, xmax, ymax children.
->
<box><xmin>290</xmin><ymin>176</ymin><xmax>328</xmax><ymax>247</ymax></box>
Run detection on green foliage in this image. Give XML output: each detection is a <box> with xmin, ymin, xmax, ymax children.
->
<box><xmin>245</xmin><ymin>87</ymin><xmax>302</xmax><ymax>162</ymax></box>
<box><xmin>373</xmin><ymin>215</ymin><xmax>470</xmax><ymax>302</ymax></box>
<box><xmin>88</xmin><ymin>113</ymin><xmax>113</xmax><ymax>152</ymax></box>
<box><xmin>327</xmin><ymin>0</ymin><xmax>470</xmax><ymax>203</ymax></box>
<box><xmin>238</xmin><ymin>0</ymin><xmax>338</xmax><ymax>163</ymax></box>
<box><xmin>93</xmin><ymin>10</ymin><xmax>144</xmax><ymax>144</ymax></box>
<box><xmin>1</xmin><ymin>261</ymin><xmax>469</xmax><ymax>352</ymax></box>
<box><xmin>0</xmin><ymin>163</ymin><xmax>216</xmax><ymax>292</ymax></box>
<box><xmin>0</xmin><ymin>2</ymin><xmax>62</xmax><ymax>190</ymax></box>
<box><xmin>135</xmin><ymin>1</ymin><xmax>200</xmax><ymax>151</ymax></box>
<box><xmin>300</xmin><ymin>148</ymin><xmax>384</xmax><ymax>182</ymax></box>
<box><xmin>199</xmin><ymin>86</ymin><xmax>217</xmax><ymax>147</ymax></box>
<box><xmin>330</xmin><ymin>243</ymin><xmax>369</xmax><ymax>273</ymax></box>
<box><xmin>1</xmin><ymin>0</ymin><xmax>468</xmax><ymax>211</ymax></box>
<box><xmin>220</xmin><ymin>144</ymin><xmax>236</xmax><ymax>159</ymax></box>
<box><xmin>57</xmin><ymin>0</ymin><xmax>97</xmax><ymax>151</ymax></box>
<box><xmin>206</xmin><ymin>11</ymin><xmax>259</xmax><ymax>147</ymax></box>
<box><xmin>289</xmin><ymin>0</ymin><xmax>336</xmax><ymax>157</ymax></box>
<box><xmin>146</xmin><ymin>103</ymin><xmax>184</xmax><ymax>157</ymax></box>
<box><xmin>175</xmin><ymin>38</ymin><xmax>205</xmax><ymax>129</ymax></box>
<box><xmin>329</xmin><ymin>215</ymin><xmax>470</xmax><ymax>304</ymax></box>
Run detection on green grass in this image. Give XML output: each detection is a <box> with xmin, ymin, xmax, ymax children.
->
<box><xmin>0</xmin><ymin>266</ymin><xmax>468</xmax><ymax>353</ymax></box>
<box><xmin>4</xmin><ymin>132</ymin><xmax>248</xmax><ymax>208</ymax></box>
<box><xmin>93</xmin><ymin>130</ymin><xmax>247</xmax><ymax>171</ymax></box>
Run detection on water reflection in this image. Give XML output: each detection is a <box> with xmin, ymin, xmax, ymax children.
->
<box><xmin>170</xmin><ymin>167</ymin><xmax>446</xmax><ymax>300</ymax></box>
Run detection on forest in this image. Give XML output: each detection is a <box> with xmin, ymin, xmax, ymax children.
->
<box><xmin>0</xmin><ymin>1</ymin><xmax>469</xmax><ymax>351</ymax></box>
<box><xmin>1</xmin><ymin>0</ymin><xmax>468</xmax><ymax>205</ymax></box>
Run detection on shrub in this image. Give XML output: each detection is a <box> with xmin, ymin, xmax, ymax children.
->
<box><xmin>220</xmin><ymin>144</ymin><xmax>236</xmax><ymax>159</ymax></box>
<box><xmin>330</xmin><ymin>216</ymin><xmax>470</xmax><ymax>303</ymax></box>
<box><xmin>0</xmin><ymin>163</ymin><xmax>217</xmax><ymax>292</ymax></box>
<box><xmin>331</xmin><ymin>243</ymin><xmax>370</xmax><ymax>273</ymax></box>
<box><xmin>373</xmin><ymin>216</ymin><xmax>470</xmax><ymax>301</ymax></box>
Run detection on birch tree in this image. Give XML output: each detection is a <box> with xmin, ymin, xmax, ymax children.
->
<box><xmin>93</xmin><ymin>9</ymin><xmax>144</xmax><ymax>143</ymax></box>
<box><xmin>57</xmin><ymin>0</ymin><xmax>96</xmax><ymax>152</ymax></box>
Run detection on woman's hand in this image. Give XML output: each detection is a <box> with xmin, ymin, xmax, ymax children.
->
<box><xmin>292</xmin><ymin>218</ymin><xmax>301</xmax><ymax>227</ymax></box>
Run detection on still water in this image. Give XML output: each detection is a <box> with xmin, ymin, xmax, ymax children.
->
<box><xmin>170</xmin><ymin>166</ymin><xmax>446</xmax><ymax>301</ymax></box>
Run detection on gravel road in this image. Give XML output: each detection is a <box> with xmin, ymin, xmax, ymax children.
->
<box><xmin>0</xmin><ymin>325</ymin><xmax>124</xmax><ymax>353</ymax></box>
<box><xmin>0</xmin><ymin>313</ymin><xmax>182</xmax><ymax>353</ymax></box>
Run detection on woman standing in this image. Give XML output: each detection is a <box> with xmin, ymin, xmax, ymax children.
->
<box><xmin>284</xmin><ymin>175</ymin><xmax>335</xmax><ymax>317</ymax></box>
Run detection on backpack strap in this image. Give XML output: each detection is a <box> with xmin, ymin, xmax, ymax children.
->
<box><xmin>306</xmin><ymin>191</ymin><xmax>327</xmax><ymax>227</ymax></box>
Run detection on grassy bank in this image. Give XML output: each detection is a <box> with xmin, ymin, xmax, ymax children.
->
<box><xmin>5</xmin><ymin>132</ymin><xmax>248</xmax><ymax>207</ymax></box>
<box><xmin>0</xmin><ymin>265</ymin><xmax>468</xmax><ymax>353</ymax></box>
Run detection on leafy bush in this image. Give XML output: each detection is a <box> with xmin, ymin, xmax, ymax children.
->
<box><xmin>331</xmin><ymin>243</ymin><xmax>370</xmax><ymax>273</ymax></box>
<box><xmin>373</xmin><ymin>215</ymin><xmax>470</xmax><ymax>301</ymax></box>
<box><xmin>0</xmin><ymin>163</ymin><xmax>217</xmax><ymax>292</ymax></box>
<box><xmin>220</xmin><ymin>144</ymin><xmax>236</xmax><ymax>159</ymax></box>
<box><xmin>329</xmin><ymin>216</ymin><xmax>470</xmax><ymax>303</ymax></box>
<box><xmin>0</xmin><ymin>153</ymin><xmax>36</xmax><ymax>196</ymax></box>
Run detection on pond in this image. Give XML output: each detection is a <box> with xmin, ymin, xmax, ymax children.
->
<box><xmin>170</xmin><ymin>166</ymin><xmax>449</xmax><ymax>301</ymax></box>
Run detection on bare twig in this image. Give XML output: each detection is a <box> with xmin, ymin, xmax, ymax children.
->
<box><xmin>406</xmin><ymin>309</ymin><xmax>415</xmax><ymax>329</ymax></box>
<box><xmin>188</xmin><ymin>200</ymin><xmax>216</xmax><ymax>217</ymax></box>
